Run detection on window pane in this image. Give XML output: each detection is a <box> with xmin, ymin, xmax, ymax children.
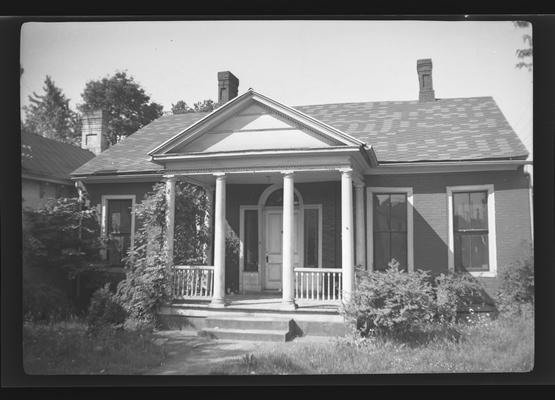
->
<box><xmin>390</xmin><ymin>232</ymin><xmax>407</xmax><ymax>271</ymax></box>
<box><xmin>304</xmin><ymin>208</ymin><xmax>319</xmax><ymax>268</ymax></box>
<box><xmin>244</xmin><ymin>210</ymin><xmax>258</xmax><ymax>272</ymax></box>
<box><xmin>373</xmin><ymin>194</ymin><xmax>390</xmax><ymax>231</ymax></box>
<box><xmin>455</xmin><ymin>233</ymin><xmax>489</xmax><ymax>272</ymax></box>
<box><xmin>374</xmin><ymin>232</ymin><xmax>390</xmax><ymax>271</ymax></box>
<box><xmin>469</xmin><ymin>191</ymin><xmax>488</xmax><ymax>230</ymax></box>
<box><xmin>453</xmin><ymin>192</ymin><xmax>471</xmax><ymax>230</ymax></box>
<box><xmin>389</xmin><ymin>194</ymin><xmax>407</xmax><ymax>232</ymax></box>
<box><xmin>107</xmin><ymin>199</ymin><xmax>132</xmax><ymax>265</ymax></box>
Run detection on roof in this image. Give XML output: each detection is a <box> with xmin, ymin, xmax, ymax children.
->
<box><xmin>71</xmin><ymin>96</ymin><xmax>528</xmax><ymax>177</ymax></box>
<box><xmin>21</xmin><ymin>132</ymin><xmax>95</xmax><ymax>182</ymax></box>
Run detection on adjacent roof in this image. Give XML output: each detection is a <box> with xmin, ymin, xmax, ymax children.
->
<box><xmin>71</xmin><ymin>96</ymin><xmax>528</xmax><ymax>177</ymax></box>
<box><xmin>22</xmin><ymin>132</ymin><xmax>95</xmax><ymax>182</ymax></box>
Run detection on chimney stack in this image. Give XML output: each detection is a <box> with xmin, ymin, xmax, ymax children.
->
<box><xmin>217</xmin><ymin>71</ymin><xmax>239</xmax><ymax>104</ymax></box>
<box><xmin>417</xmin><ymin>59</ymin><xmax>435</xmax><ymax>102</ymax></box>
<box><xmin>81</xmin><ymin>110</ymin><xmax>107</xmax><ymax>155</ymax></box>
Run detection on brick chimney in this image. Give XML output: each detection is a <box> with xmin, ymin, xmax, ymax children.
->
<box><xmin>417</xmin><ymin>59</ymin><xmax>435</xmax><ymax>102</ymax></box>
<box><xmin>217</xmin><ymin>71</ymin><xmax>239</xmax><ymax>104</ymax></box>
<box><xmin>81</xmin><ymin>110</ymin><xmax>107</xmax><ymax>155</ymax></box>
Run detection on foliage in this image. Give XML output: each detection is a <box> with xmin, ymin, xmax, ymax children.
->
<box><xmin>22</xmin><ymin>197</ymin><xmax>103</xmax><ymax>279</ymax></box>
<box><xmin>514</xmin><ymin>21</ymin><xmax>533</xmax><ymax>71</ymax></box>
<box><xmin>497</xmin><ymin>246</ymin><xmax>534</xmax><ymax>315</ymax></box>
<box><xmin>86</xmin><ymin>284</ymin><xmax>127</xmax><ymax>334</ymax></box>
<box><xmin>171</xmin><ymin>99</ymin><xmax>216</xmax><ymax>114</ymax></box>
<box><xmin>22</xmin><ymin>75</ymin><xmax>81</xmax><ymax>145</ymax></box>
<box><xmin>342</xmin><ymin>260</ymin><xmax>437</xmax><ymax>339</ymax></box>
<box><xmin>78</xmin><ymin>71</ymin><xmax>163</xmax><ymax>145</ymax></box>
<box><xmin>116</xmin><ymin>181</ymin><xmax>211</xmax><ymax>325</ymax></box>
<box><xmin>23</xmin><ymin>280</ymin><xmax>74</xmax><ymax>322</ymax></box>
<box><xmin>435</xmin><ymin>273</ymin><xmax>487</xmax><ymax>323</ymax></box>
<box><xmin>23</xmin><ymin>321</ymin><xmax>165</xmax><ymax>374</ymax></box>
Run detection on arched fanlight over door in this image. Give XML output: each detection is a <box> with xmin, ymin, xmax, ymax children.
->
<box><xmin>264</xmin><ymin>188</ymin><xmax>300</xmax><ymax>207</ymax></box>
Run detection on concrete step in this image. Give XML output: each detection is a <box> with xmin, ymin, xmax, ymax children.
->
<box><xmin>204</xmin><ymin>317</ymin><xmax>293</xmax><ymax>331</ymax></box>
<box><xmin>199</xmin><ymin>327</ymin><xmax>291</xmax><ymax>342</ymax></box>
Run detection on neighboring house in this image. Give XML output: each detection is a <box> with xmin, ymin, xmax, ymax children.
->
<box><xmin>70</xmin><ymin>61</ymin><xmax>533</xmax><ymax>336</ymax></box>
<box><xmin>21</xmin><ymin>131</ymin><xmax>95</xmax><ymax>210</ymax></box>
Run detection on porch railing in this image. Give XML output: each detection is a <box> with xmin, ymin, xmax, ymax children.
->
<box><xmin>294</xmin><ymin>268</ymin><xmax>342</xmax><ymax>301</ymax></box>
<box><xmin>172</xmin><ymin>265</ymin><xmax>214</xmax><ymax>299</ymax></box>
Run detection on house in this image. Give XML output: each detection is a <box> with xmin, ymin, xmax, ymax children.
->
<box><xmin>21</xmin><ymin>131</ymin><xmax>95</xmax><ymax>210</ymax></box>
<box><xmin>70</xmin><ymin>61</ymin><xmax>533</xmax><ymax>339</ymax></box>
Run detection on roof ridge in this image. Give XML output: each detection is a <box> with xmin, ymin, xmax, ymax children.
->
<box><xmin>292</xmin><ymin>96</ymin><xmax>495</xmax><ymax>109</ymax></box>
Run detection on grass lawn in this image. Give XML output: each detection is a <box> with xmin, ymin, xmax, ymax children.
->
<box><xmin>209</xmin><ymin>311</ymin><xmax>534</xmax><ymax>375</ymax></box>
<box><xmin>23</xmin><ymin>320</ymin><xmax>166</xmax><ymax>374</ymax></box>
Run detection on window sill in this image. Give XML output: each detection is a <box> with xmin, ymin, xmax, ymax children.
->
<box><xmin>468</xmin><ymin>270</ymin><xmax>497</xmax><ymax>278</ymax></box>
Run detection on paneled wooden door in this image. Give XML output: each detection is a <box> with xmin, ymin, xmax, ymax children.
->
<box><xmin>263</xmin><ymin>209</ymin><xmax>301</xmax><ymax>290</ymax></box>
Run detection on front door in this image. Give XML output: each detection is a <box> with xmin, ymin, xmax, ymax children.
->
<box><xmin>263</xmin><ymin>209</ymin><xmax>300</xmax><ymax>290</ymax></box>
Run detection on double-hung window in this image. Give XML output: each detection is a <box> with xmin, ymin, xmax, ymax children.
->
<box><xmin>447</xmin><ymin>185</ymin><xmax>497</xmax><ymax>277</ymax></box>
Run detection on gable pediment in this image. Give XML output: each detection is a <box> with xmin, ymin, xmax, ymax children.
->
<box><xmin>149</xmin><ymin>90</ymin><xmax>365</xmax><ymax>157</ymax></box>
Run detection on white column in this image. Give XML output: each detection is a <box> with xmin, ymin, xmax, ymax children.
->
<box><xmin>354</xmin><ymin>182</ymin><xmax>366</xmax><ymax>269</ymax></box>
<box><xmin>281</xmin><ymin>171</ymin><xmax>296</xmax><ymax>309</ymax></box>
<box><xmin>211</xmin><ymin>173</ymin><xmax>226</xmax><ymax>307</ymax></box>
<box><xmin>164</xmin><ymin>176</ymin><xmax>176</xmax><ymax>273</ymax></box>
<box><xmin>340</xmin><ymin>168</ymin><xmax>355</xmax><ymax>302</ymax></box>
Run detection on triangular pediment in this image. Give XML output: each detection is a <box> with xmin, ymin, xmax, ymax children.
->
<box><xmin>149</xmin><ymin>90</ymin><xmax>364</xmax><ymax>156</ymax></box>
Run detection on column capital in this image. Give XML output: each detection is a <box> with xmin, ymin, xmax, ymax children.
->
<box><xmin>162</xmin><ymin>174</ymin><xmax>176</xmax><ymax>181</ymax></box>
<box><xmin>280</xmin><ymin>170</ymin><xmax>295</xmax><ymax>177</ymax></box>
<box><xmin>338</xmin><ymin>167</ymin><xmax>353</xmax><ymax>176</ymax></box>
<box><xmin>353</xmin><ymin>179</ymin><xmax>365</xmax><ymax>189</ymax></box>
<box><xmin>213</xmin><ymin>172</ymin><xmax>226</xmax><ymax>177</ymax></box>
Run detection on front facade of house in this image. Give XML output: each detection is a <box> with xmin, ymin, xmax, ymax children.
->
<box><xmin>71</xmin><ymin>62</ymin><xmax>533</xmax><ymax>310</ymax></box>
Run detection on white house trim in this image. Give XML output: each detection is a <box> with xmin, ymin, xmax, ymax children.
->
<box><xmin>100</xmin><ymin>194</ymin><xmax>137</xmax><ymax>253</ymax></box>
<box><xmin>366</xmin><ymin>160</ymin><xmax>531</xmax><ymax>175</ymax></box>
<box><xmin>446</xmin><ymin>184</ymin><xmax>497</xmax><ymax>277</ymax></box>
<box><xmin>366</xmin><ymin>187</ymin><xmax>414</xmax><ymax>272</ymax></box>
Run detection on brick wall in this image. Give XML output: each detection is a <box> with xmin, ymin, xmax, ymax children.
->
<box><xmin>366</xmin><ymin>168</ymin><xmax>533</xmax><ymax>298</ymax></box>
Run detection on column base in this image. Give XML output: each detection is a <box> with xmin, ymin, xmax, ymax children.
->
<box><xmin>280</xmin><ymin>300</ymin><xmax>297</xmax><ymax>311</ymax></box>
<box><xmin>209</xmin><ymin>298</ymin><xmax>227</xmax><ymax>308</ymax></box>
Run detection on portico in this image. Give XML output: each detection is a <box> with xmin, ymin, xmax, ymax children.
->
<box><xmin>150</xmin><ymin>89</ymin><xmax>377</xmax><ymax>309</ymax></box>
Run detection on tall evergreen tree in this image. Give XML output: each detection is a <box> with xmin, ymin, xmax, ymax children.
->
<box><xmin>22</xmin><ymin>76</ymin><xmax>80</xmax><ymax>145</ymax></box>
<box><xmin>78</xmin><ymin>71</ymin><xmax>163</xmax><ymax>145</ymax></box>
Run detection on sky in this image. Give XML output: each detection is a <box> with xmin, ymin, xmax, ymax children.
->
<box><xmin>20</xmin><ymin>20</ymin><xmax>533</xmax><ymax>159</ymax></box>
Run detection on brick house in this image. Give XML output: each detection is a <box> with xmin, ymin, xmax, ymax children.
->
<box><xmin>70</xmin><ymin>60</ymin><xmax>533</xmax><ymax>339</ymax></box>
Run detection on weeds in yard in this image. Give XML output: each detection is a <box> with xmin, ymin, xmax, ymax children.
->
<box><xmin>23</xmin><ymin>320</ymin><xmax>166</xmax><ymax>374</ymax></box>
<box><xmin>209</xmin><ymin>311</ymin><xmax>533</xmax><ymax>375</ymax></box>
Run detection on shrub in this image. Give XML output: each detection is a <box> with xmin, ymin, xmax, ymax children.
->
<box><xmin>87</xmin><ymin>283</ymin><xmax>127</xmax><ymax>334</ymax></box>
<box><xmin>497</xmin><ymin>250</ymin><xmax>534</xmax><ymax>314</ymax></box>
<box><xmin>342</xmin><ymin>260</ymin><xmax>436</xmax><ymax>339</ymax></box>
<box><xmin>435</xmin><ymin>273</ymin><xmax>487</xmax><ymax>322</ymax></box>
<box><xmin>23</xmin><ymin>280</ymin><xmax>73</xmax><ymax>322</ymax></box>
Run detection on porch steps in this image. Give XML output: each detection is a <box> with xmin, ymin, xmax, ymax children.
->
<box><xmin>198</xmin><ymin>316</ymin><xmax>295</xmax><ymax>342</ymax></box>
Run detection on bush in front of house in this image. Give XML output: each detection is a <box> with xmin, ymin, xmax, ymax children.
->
<box><xmin>86</xmin><ymin>283</ymin><xmax>127</xmax><ymax>334</ymax></box>
<box><xmin>434</xmin><ymin>272</ymin><xmax>487</xmax><ymax>323</ymax></box>
<box><xmin>342</xmin><ymin>260</ymin><xmax>437</xmax><ymax>339</ymax></box>
<box><xmin>496</xmin><ymin>249</ymin><xmax>534</xmax><ymax>315</ymax></box>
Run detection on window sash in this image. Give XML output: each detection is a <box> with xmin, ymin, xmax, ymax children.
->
<box><xmin>373</xmin><ymin>193</ymin><xmax>408</xmax><ymax>271</ymax></box>
<box><xmin>243</xmin><ymin>210</ymin><xmax>259</xmax><ymax>272</ymax></box>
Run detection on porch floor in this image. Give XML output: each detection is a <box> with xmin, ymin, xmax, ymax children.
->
<box><xmin>172</xmin><ymin>292</ymin><xmax>341</xmax><ymax>314</ymax></box>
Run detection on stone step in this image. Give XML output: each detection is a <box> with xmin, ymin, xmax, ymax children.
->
<box><xmin>204</xmin><ymin>317</ymin><xmax>293</xmax><ymax>331</ymax></box>
<box><xmin>199</xmin><ymin>327</ymin><xmax>291</xmax><ymax>342</ymax></box>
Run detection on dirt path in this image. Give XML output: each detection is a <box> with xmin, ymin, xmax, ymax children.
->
<box><xmin>145</xmin><ymin>330</ymin><xmax>260</xmax><ymax>375</ymax></box>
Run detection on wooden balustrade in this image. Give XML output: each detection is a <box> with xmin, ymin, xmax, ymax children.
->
<box><xmin>294</xmin><ymin>268</ymin><xmax>342</xmax><ymax>301</ymax></box>
<box><xmin>172</xmin><ymin>265</ymin><xmax>214</xmax><ymax>299</ymax></box>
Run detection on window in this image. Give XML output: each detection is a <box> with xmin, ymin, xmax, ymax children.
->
<box><xmin>101</xmin><ymin>195</ymin><xmax>136</xmax><ymax>266</ymax></box>
<box><xmin>447</xmin><ymin>185</ymin><xmax>497</xmax><ymax>277</ymax></box>
<box><xmin>373</xmin><ymin>193</ymin><xmax>408</xmax><ymax>271</ymax></box>
<box><xmin>243</xmin><ymin>209</ymin><xmax>259</xmax><ymax>272</ymax></box>
<box><xmin>304</xmin><ymin>207</ymin><xmax>320</xmax><ymax>268</ymax></box>
<box><xmin>367</xmin><ymin>187</ymin><xmax>414</xmax><ymax>272</ymax></box>
<box><xmin>264</xmin><ymin>189</ymin><xmax>300</xmax><ymax>207</ymax></box>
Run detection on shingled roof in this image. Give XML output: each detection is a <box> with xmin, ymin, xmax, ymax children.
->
<box><xmin>71</xmin><ymin>96</ymin><xmax>528</xmax><ymax>177</ymax></box>
<box><xmin>22</xmin><ymin>132</ymin><xmax>95</xmax><ymax>182</ymax></box>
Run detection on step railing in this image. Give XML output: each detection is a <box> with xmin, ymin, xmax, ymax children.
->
<box><xmin>294</xmin><ymin>268</ymin><xmax>342</xmax><ymax>301</ymax></box>
<box><xmin>173</xmin><ymin>265</ymin><xmax>214</xmax><ymax>299</ymax></box>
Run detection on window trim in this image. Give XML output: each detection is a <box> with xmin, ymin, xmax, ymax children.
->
<box><xmin>447</xmin><ymin>184</ymin><xmax>497</xmax><ymax>277</ymax></box>
<box><xmin>101</xmin><ymin>194</ymin><xmax>137</xmax><ymax>254</ymax></box>
<box><xmin>366</xmin><ymin>187</ymin><xmax>414</xmax><ymax>272</ymax></box>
